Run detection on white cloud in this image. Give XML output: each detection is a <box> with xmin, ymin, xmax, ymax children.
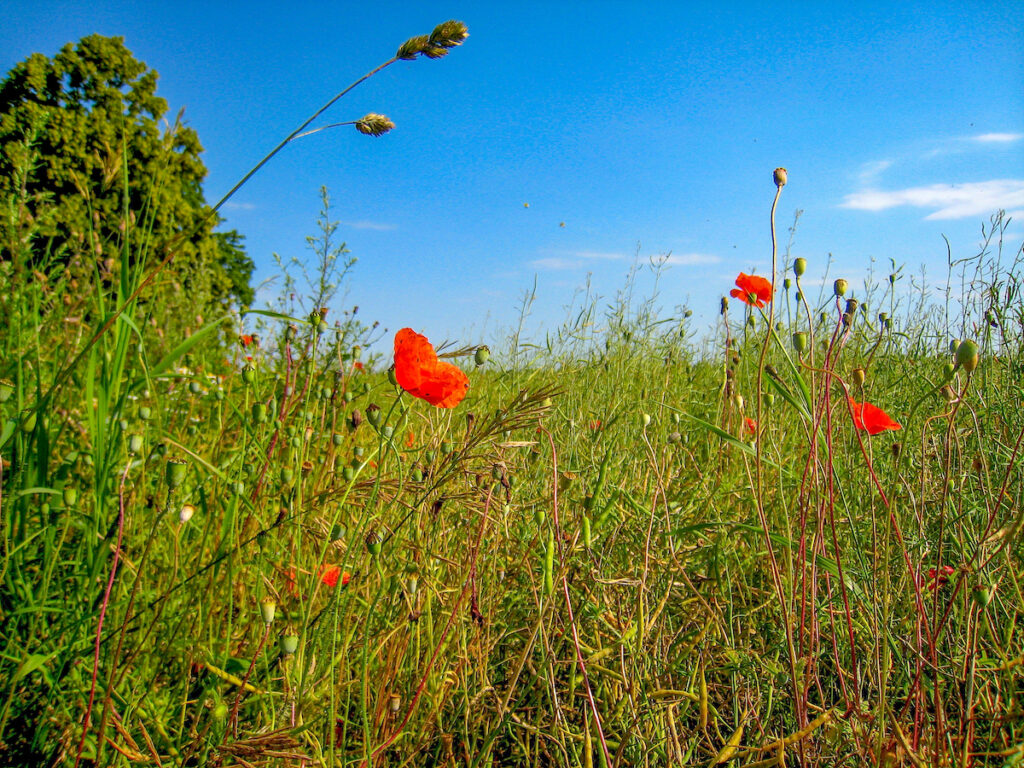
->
<box><xmin>569</xmin><ymin>250</ymin><xmax>629</xmax><ymax>261</ymax></box>
<box><xmin>530</xmin><ymin>257</ymin><xmax>584</xmax><ymax>270</ymax></box>
<box><xmin>971</xmin><ymin>133</ymin><xmax>1023</xmax><ymax>143</ymax></box>
<box><xmin>662</xmin><ymin>252</ymin><xmax>720</xmax><ymax>266</ymax></box>
<box><xmin>340</xmin><ymin>220</ymin><xmax>396</xmax><ymax>231</ymax></box>
<box><xmin>857</xmin><ymin>159</ymin><xmax>893</xmax><ymax>184</ymax></box>
<box><xmin>840</xmin><ymin>180</ymin><xmax>1024</xmax><ymax>220</ymax></box>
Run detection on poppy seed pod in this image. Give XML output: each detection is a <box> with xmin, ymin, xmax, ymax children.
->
<box><xmin>139</xmin><ymin>406</ymin><xmax>152</xmax><ymax>421</ymax></box>
<box><xmin>260</xmin><ymin>600</ymin><xmax>276</xmax><ymax>625</ymax></box>
<box><xmin>279</xmin><ymin>468</ymin><xmax>294</xmax><ymax>486</ymax></box>
<box><xmin>281</xmin><ymin>635</ymin><xmax>299</xmax><ymax>656</ymax></box>
<box><xmin>166</xmin><ymin>459</ymin><xmax>187</xmax><ymax>490</ymax></box>
<box><xmin>474</xmin><ymin>346</ymin><xmax>490</xmax><ymax>366</ymax></box>
<box><xmin>942</xmin><ymin>362</ymin><xmax>954</xmax><ymax>381</ymax></box>
<box><xmin>242</xmin><ymin>364</ymin><xmax>256</xmax><ymax>385</ymax></box>
<box><xmin>179</xmin><ymin>503</ymin><xmax>195</xmax><ymax>524</ymax></box>
<box><xmin>63</xmin><ymin>487</ymin><xmax>78</xmax><ymax>507</ymax></box>
<box><xmin>720</xmin><ymin>297</ymin><xmax>729</xmax><ymax>315</ymax></box>
<box><xmin>783</xmin><ymin>277</ymin><xmax>791</xmax><ymax>291</ymax></box>
<box><xmin>252</xmin><ymin>402</ymin><xmax>268</xmax><ymax>423</ymax></box>
<box><xmin>833</xmin><ymin>279</ymin><xmax>848</xmax><ymax>297</ymax></box>
<box><xmin>366</xmin><ymin>404</ymin><xmax>382</xmax><ymax>427</ymax></box>
<box><xmin>851</xmin><ymin>368</ymin><xmax>866</xmax><ymax>388</ymax></box>
<box><xmin>956</xmin><ymin>340</ymin><xmax>979</xmax><ymax>373</ymax></box>
<box><xmin>366</xmin><ymin>529</ymin><xmax>383</xmax><ymax>556</ymax></box>
<box><xmin>794</xmin><ymin>258</ymin><xmax>807</xmax><ymax>277</ymax></box>
<box><xmin>845</xmin><ymin>299</ymin><xmax>859</xmax><ymax>315</ymax></box>
<box><xmin>792</xmin><ymin>332</ymin><xmax>808</xmax><ymax>354</ymax></box>
<box><xmin>773</xmin><ymin>167</ymin><xmax>788</xmax><ymax>187</ymax></box>
<box><xmin>128</xmin><ymin>434</ymin><xmax>144</xmax><ymax>455</ymax></box>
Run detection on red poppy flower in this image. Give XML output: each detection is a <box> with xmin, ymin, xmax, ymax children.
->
<box><xmin>394</xmin><ymin>328</ymin><xmax>469</xmax><ymax>408</ymax></box>
<box><xmin>239</xmin><ymin>334</ymin><xmax>254</xmax><ymax>347</ymax></box>
<box><xmin>404</xmin><ymin>430</ymin><xmax>415</xmax><ymax>448</ymax></box>
<box><xmin>589</xmin><ymin>420</ymin><xmax>602</xmax><ymax>431</ymax></box>
<box><xmin>729</xmin><ymin>272</ymin><xmax>773</xmax><ymax>308</ymax></box>
<box><xmin>927</xmin><ymin>564</ymin><xmax>955</xmax><ymax>590</ymax></box>
<box><xmin>353</xmin><ymin>361</ymin><xmax>364</xmax><ymax>372</ymax></box>
<box><xmin>847</xmin><ymin>397</ymin><xmax>901</xmax><ymax>435</ymax></box>
<box><xmin>319</xmin><ymin>564</ymin><xmax>351</xmax><ymax>588</ymax></box>
<box><xmin>744</xmin><ymin>417</ymin><xmax>758</xmax><ymax>436</ymax></box>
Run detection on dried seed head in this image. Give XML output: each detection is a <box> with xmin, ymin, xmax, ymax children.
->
<box><xmin>773</xmin><ymin>167</ymin><xmax>788</xmax><ymax>187</ymax></box>
<box><xmin>355</xmin><ymin>113</ymin><xmax>395</xmax><ymax>137</ymax></box>
<box><xmin>396</xmin><ymin>34</ymin><xmax>430</xmax><ymax>60</ymax></box>
<box><xmin>430</xmin><ymin>19</ymin><xmax>469</xmax><ymax>48</ymax></box>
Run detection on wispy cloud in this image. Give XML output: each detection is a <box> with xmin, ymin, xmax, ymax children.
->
<box><xmin>222</xmin><ymin>201</ymin><xmax>257</xmax><ymax>211</ymax></box>
<box><xmin>662</xmin><ymin>252</ymin><xmax>720</xmax><ymax>266</ymax></box>
<box><xmin>530</xmin><ymin>257</ymin><xmax>585</xmax><ymax>270</ymax></box>
<box><xmin>840</xmin><ymin>180</ymin><xmax>1024</xmax><ymax>220</ymax></box>
<box><xmin>857</xmin><ymin>160</ymin><xmax>893</xmax><ymax>184</ymax></box>
<box><xmin>340</xmin><ymin>220</ymin><xmax>396</xmax><ymax>231</ymax></box>
<box><xmin>570</xmin><ymin>250</ymin><xmax>630</xmax><ymax>261</ymax></box>
<box><xmin>971</xmin><ymin>132</ymin><xmax>1023</xmax><ymax>143</ymax></box>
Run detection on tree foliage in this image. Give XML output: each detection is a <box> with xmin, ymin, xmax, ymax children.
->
<box><xmin>0</xmin><ymin>33</ymin><xmax>253</xmax><ymax>306</ymax></box>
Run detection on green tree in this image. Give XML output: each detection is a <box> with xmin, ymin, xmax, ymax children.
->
<box><xmin>0</xmin><ymin>33</ymin><xmax>253</xmax><ymax>306</ymax></box>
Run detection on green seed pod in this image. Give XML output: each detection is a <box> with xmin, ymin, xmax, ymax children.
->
<box><xmin>833</xmin><ymin>279</ymin><xmax>848</xmax><ymax>297</ymax></box>
<box><xmin>941</xmin><ymin>362</ymin><xmax>954</xmax><ymax>381</ymax></box>
<box><xmin>720</xmin><ymin>296</ymin><xmax>729</xmax><ymax>315</ymax></box>
<box><xmin>260</xmin><ymin>599</ymin><xmax>276</xmax><ymax>625</ymax></box>
<box><xmin>139</xmin><ymin>406</ymin><xmax>152</xmax><ymax>421</ymax></box>
<box><xmin>582</xmin><ymin>515</ymin><xmax>592</xmax><ymax>549</ymax></box>
<box><xmin>641</xmin><ymin>413</ymin><xmax>652</xmax><ymax>427</ymax></box>
<box><xmin>956</xmin><ymin>340</ymin><xmax>980</xmax><ymax>373</ymax></box>
<box><xmin>792</xmin><ymin>332</ymin><xmax>808</xmax><ymax>354</ymax></box>
<box><xmin>332</xmin><ymin>433</ymin><xmax>344</xmax><ymax>446</ymax></box>
<box><xmin>285</xmin><ymin>324</ymin><xmax>298</xmax><ymax>342</ymax></box>
<box><xmin>353</xmin><ymin>446</ymin><xmax>365</xmax><ymax>458</ymax></box>
<box><xmin>773</xmin><ymin>167</ymin><xmax>787</xmax><ymax>187</ymax></box>
<box><xmin>343</xmin><ymin>465</ymin><xmax>355</xmax><ymax>481</ymax></box>
<box><xmin>851</xmin><ymin>368</ymin><xmax>866</xmax><ymax>388</ymax></box>
<box><xmin>411</xmin><ymin>466</ymin><xmax>423</xmax><ymax>482</ymax></box>
<box><xmin>252</xmin><ymin>402</ymin><xmax>268</xmax><ymax>423</ymax></box>
<box><xmin>166</xmin><ymin>459</ymin><xmax>187</xmax><ymax>490</ymax></box>
<box><xmin>63</xmin><ymin>487</ymin><xmax>78</xmax><ymax>507</ymax></box>
<box><xmin>474</xmin><ymin>346</ymin><xmax>491</xmax><ymax>366</ymax></box>
<box><xmin>18</xmin><ymin>410</ymin><xmax>36</xmax><ymax>434</ymax></box>
<box><xmin>128</xmin><ymin>434</ymin><xmax>144</xmax><ymax>454</ymax></box>
<box><xmin>783</xmin><ymin>277</ymin><xmax>792</xmax><ymax>291</ymax></box>
<box><xmin>212</xmin><ymin>702</ymin><xmax>229</xmax><ymax>721</ymax></box>
<box><xmin>281</xmin><ymin>635</ymin><xmax>299</xmax><ymax>655</ymax></box>
<box><xmin>534</xmin><ymin>507</ymin><xmax>546</xmax><ymax>527</ymax></box>
<box><xmin>889</xmin><ymin>273</ymin><xmax>896</xmax><ymax>285</ymax></box>
<box><xmin>794</xmin><ymin>257</ymin><xmax>807</xmax><ymax>277</ymax></box>
<box><xmin>440</xmin><ymin>441</ymin><xmax>453</xmax><ymax>454</ymax></box>
<box><xmin>242</xmin><ymin>364</ymin><xmax>256</xmax><ymax>385</ymax></box>
<box><xmin>949</xmin><ymin>338</ymin><xmax>960</xmax><ymax>355</ymax></box>
<box><xmin>667</xmin><ymin>431</ymin><xmax>681</xmax><ymax>444</ymax></box>
<box><xmin>382</xmin><ymin>425</ymin><xmax>393</xmax><ymax>440</ymax></box>
<box><xmin>343</xmin><ymin>390</ymin><xmax>355</xmax><ymax>403</ymax></box>
<box><xmin>763</xmin><ymin>392</ymin><xmax>775</xmax><ymax>408</ymax></box>
<box><xmin>331</xmin><ymin>524</ymin><xmax>347</xmax><ymax>541</ymax></box>
<box><xmin>290</xmin><ymin>435</ymin><xmax>302</xmax><ymax>449</ymax></box>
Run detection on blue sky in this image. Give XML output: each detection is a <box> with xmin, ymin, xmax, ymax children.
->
<box><xmin>3</xmin><ymin>1</ymin><xmax>1022</xmax><ymax>350</ymax></box>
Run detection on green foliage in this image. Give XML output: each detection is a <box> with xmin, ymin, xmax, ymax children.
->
<box><xmin>0</xmin><ymin>33</ymin><xmax>253</xmax><ymax>307</ymax></box>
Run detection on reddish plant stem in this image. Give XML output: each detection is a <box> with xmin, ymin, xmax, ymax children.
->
<box><xmin>73</xmin><ymin>460</ymin><xmax>131</xmax><ymax>768</ymax></box>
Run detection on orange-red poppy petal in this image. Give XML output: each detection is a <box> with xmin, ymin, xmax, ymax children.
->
<box><xmin>848</xmin><ymin>397</ymin><xmax>901</xmax><ymax>435</ymax></box>
<box><xmin>393</xmin><ymin>328</ymin><xmax>469</xmax><ymax>408</ymax></box>
<box><xmin>731</xmin><ymin>272</ymin><xmax>773</xmax><ymax>308</ymax></box>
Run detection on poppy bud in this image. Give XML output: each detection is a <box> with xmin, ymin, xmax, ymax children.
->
<box><xmin>720</xmin><ymin>297</ymin><xmax>728</xmax><ymax>315</ymax></box>
<box><xmin>955</xmin><ymin>340</ymin><xmax>979</xmax><ymax>373</ymax></box>
<box><xmin>949</xmin><ymin>338</ymin><xmax>960</xmax><ymax>355</ymax></box>
<box><xmin>783</xmin><ymin>277</ymin><xmax>791</xmax><ymax>291</ymax></box>
<box><xmin>971</xmin><ymin>583</ymin><xmax>992</xmax><ymax>609</ymax></box>
<box><xmin>851</xmin><ymin>368</ymin><xmax>866</xmax><ymax>388</ymax></box>
<box><xmin>281</xmin><ymin>634</ymin><xmax>299</xmax><ymax>655</ymax></box>
<box><xmin>166</xmin><ymin>459</ymin><xmax>187</xmax><ymax>490</ymax></box>
<box><xmin>792</xmin><ymin>332</ymin><xmax>808</xmax><ymax>354</ymax></box>
<box><xmin>878</xmin><ymin>312</ymin><xmax>888</xmax><ymax>324</ymax></box>
<box><xmin>252</xmin><ymin>402</ymin><xmax>268</xmax><ymax>423</ymax></box>
<box><xmin>773</xmin><ymin>167</ymin><xmax>788</xmax><ymax>187</ymax></box>
<box><xmin>763</xmin><ymin>392</ymin><xmax>775</xmax><ymax>407</ymax></box>
<box><xmin>732</xmin><ymin>394</ymin><xmax>744</xmax><ymax>411</ymax></box>
<box><xmin>260</xmin><ymin>600</ymin><xmax>276</xmax><ymax>625</ymax></box>
<box><xmin>179</xmin><ymin>503</ymin><xmax>195</xmax><ymax>524</ymax></box>
<box><xmin>366</xmin><ymin>529</ymin><xmax>383</xmax><ymax>556</ymax></box>
<box><xmin>641</xmin><ymin>413</ymin><xmax>651</xmax><ymax>427</ymax></box>
<box><xmin>474</xmin><ymin>346</ymin><xmax>490</xmax><ymax>366</ymax></box>
<box><xmin>794</xmin><ymin>258</ymin><xmax>807</xmax><ymax>277</ymax></box>
<box><xmin>941</xmin><ymin>362</ymin><xmax>954</xmax><ymax>381</ymax></box>
<box><xmin>834</xmin><ymin>279</ymin><xmax>848</xmax><ymax>297</ymax></box>
<box><xmin>889</xmin><ymin>273</ymin><xmax>896</xmax><ymax>285</ymax></box>
<box><xmin>285</xmin><ymin>324</ymin><xmax>297</xmax><ymax>342</ymax></box>
<box><xmin>280</xmin><ymin>468</ymin><xmax>294</xmax><ymax>487</ymax></box>
<box><xmin>534</xmin><ymin>507</ymin><xmax>546</xmax><ymax>527</ymax></box>
<box><xmin>366</xmin><ymin>404</ymin><xmax>382</xmax><ymax>427</ymax></box>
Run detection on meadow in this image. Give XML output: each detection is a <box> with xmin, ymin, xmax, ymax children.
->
<box><xmin>2</xmin><ymin>20</ymin><xmax>1024</xmax><ymax>768</ymax></box>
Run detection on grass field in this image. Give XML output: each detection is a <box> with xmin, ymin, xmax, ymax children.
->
<box><xmin>2</xmin><ymin>26</ymin><xmax>1024</xmax><ymax>767</ymax></box>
